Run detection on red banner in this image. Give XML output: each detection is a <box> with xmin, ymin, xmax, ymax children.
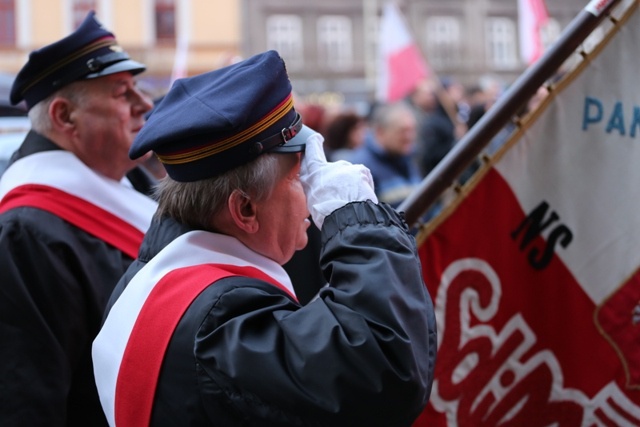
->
<box><xmin>414</xmin><ymin>1</ymin><xmax>640</xmax><ymax>425</ymax></box>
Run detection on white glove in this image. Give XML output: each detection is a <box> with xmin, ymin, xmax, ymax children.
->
<box><xmin>300</xmin><ymin>132</ymin><xmax>378</xmax><ymax>229</ymax></box>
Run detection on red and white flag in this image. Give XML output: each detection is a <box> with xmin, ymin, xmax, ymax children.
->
<box><xmin>375</xmin><ymin>1</ymin><xmax>429</xmax><ymax>103</ymax></box>
<box><xmin>413</xmin><ymin>1</ymin><xmax>640</xmax><ymax>425</ymax></box>
<box><xmin>518</xmin><ymin>0</ymin><xmax>550</xmax><ymax>65</ymax></box>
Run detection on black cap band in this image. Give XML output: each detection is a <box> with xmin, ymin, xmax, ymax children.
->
<box><xmin>249</xmin><ymin>113</ymin><xmax>303</xmax><ymax>156</ymax></box>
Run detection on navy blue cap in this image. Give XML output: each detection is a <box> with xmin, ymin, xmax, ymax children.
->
<box><xmin>10</xmin><ymin>11</ymin><xmax>146</xmax><ymax>110</ymax></box>
<box><xmin>130</xmin><ymin>50</ymin><xmax>310</xmax><ymax>182</ymax></box>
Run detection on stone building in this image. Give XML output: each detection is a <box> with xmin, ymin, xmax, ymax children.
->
<box><xmin>244</xmin><ymin>0</ymin><xmax>588</xmax><ymax>107</ymax></box>
<box><xmin>0</xmin><ymin>0</ymin><xmax>242</xmax><ymax>100</ymax></box>
<box><xmin>0</xmin><ymin>0</ymin><xmax>593</xmax><ymax>108</ymax></box>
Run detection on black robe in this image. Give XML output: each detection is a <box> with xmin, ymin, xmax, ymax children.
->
<box><xmin>0</xmin><ymin>132</ymin><xmax>156</xmax><ymax>426</ymax></box>
<box><xmin>99</xmin><ymin>201</ymin><xmax>437</xmax><ymax>426</ymax></box>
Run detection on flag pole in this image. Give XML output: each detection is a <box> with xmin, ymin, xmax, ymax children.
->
<box><xmin>398</xmin><ymin>0</ymin><xmax>623</xmax><ymax>228</ymax></box>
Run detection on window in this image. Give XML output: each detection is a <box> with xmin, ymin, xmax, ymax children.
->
<box><xmin>0</xmin><ymin>0</ymin><xmax>15</xmax><ymax>46</ymax></box>
<box><xmin>425</xmin><ymin>16</ymin><xmax>461</xmax><ymax>68</ymax></box>
<box><xmin>317</xmin><ymin>15</ymin><xmax>353</xmax><ymax>71</ymax></box>
<box><xmin>155</xmin><ymin>0</ymin><xmax>176</xmax><ymax>42</ymax></box>
<box><xmin>266</xmin><ymin>15</ymin><xmax>303</xmax><ymax>70</ymax></box>
<box><xmin>486</xmin><ymin>17</ymin><xmax>518</xmax><ymax>70</ymax></box>
<box><xmin>73</xmin><ymin>0</ymin><xmax>96</xmax><ymax>29</ymax></box>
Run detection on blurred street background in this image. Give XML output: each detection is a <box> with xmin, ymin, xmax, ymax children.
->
<box><xmin>0</xmin><ymin>0</ymin><xmax>592</xmax><ymax>116</ymax></box>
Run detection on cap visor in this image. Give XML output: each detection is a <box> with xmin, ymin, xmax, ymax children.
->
<box><xmin>84</xmin><ymin>59</ymin><xmax>146</xmax><ymax>79</ymax></box>
<box><xmin>269</xmin><ymin>124</ymin><xmax>315</xmax><ymax>154</ymax></box>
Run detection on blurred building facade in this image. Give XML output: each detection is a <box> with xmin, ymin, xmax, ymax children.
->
<box><xmin>244</xmin><ymin>0</ymin><xmax>587</xmax><ymax>108</ymax></box>
<box><xmin>0</xmin><ymin>0</ymin><xmax>589</xmax><ymax>107</ymax></box>
<box><xmin>0</xmin><ymin>0</ymin><xmax>242</xmax><ymax>99</ymax></box>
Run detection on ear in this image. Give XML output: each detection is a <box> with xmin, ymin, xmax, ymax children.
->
<box><xmin>227</xmin><ymin>190</ymin><xmax>259</xmax><ymax>234</ymax></box>
<box><xmin>49</xmin><ymin>97</ymin><xmax>77</xmax><ymax>133</ymax></box>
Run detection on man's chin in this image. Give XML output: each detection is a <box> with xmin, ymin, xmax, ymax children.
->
<box><xmin>296</xmin><ymin>238</ymin><xmax>310</xmax><ymax>253</ymax></box>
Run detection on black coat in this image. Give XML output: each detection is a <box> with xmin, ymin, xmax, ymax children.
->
<box><xmin>0</xmin><ymin>132</ymin><xmax>155</xmax><ymax>427</ymax></box>
<box><xmin>419</xmin><ymin>103</ymin><xmax>456</xmax><ymax>177</ymax></box>
<box><xmin>103</xmin><ymin>201</ymin><xmax>437</xmax><ymax>426</ymax></box>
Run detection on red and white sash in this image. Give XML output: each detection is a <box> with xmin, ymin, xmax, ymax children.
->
<box><xmin>93</xmin><ymin>230</ymin><xmax>297</xmax><ymax>426</ymax></box>
<box><xmin>0</xmin><ymin>151</ymin><xmax>157</xmax><ymax>257</ymax></box>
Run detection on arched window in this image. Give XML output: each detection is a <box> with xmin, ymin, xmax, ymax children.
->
<box><xmin>0</xmin><ymin>0</ymin><xmax>15</xmax><ymax>46</ymax></box>
<box><xmin>486</xmin><ymin>17</ymin><xmax>518</xmax><ymax>70</ymax></box>
<box><xmin>425</xmin><ymin>16</ymin><xmax>462</xmax><ymax>68</ymax></box>
<box><xmin>317</xmin><ymin>15</ymin><xmax>353</xmax><ymax>71</ymax></box>
<box><xmin>266</xmin><ymin>14</ymin><xmax>303</xmax><ymax>70</ymax></box>
<box><xmin>156</xmin><ymin>0</ymin><xmax>176</xmax><ymax>42</ymax></box>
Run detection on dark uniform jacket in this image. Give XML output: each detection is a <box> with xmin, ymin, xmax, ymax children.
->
<box><xmin>98</xmin><ymin>200</ymin><xmax>437</xmax><ymax>427</ymax></box>
<box><xmin>0</xmin><ymin>132</ymin><xmax>156</xmax><ymax>427</ymax></box>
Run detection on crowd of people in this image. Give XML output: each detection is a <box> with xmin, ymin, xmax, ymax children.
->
<box><xmin>295</xmin><ymin>72</ymin><xmax>516</xmax><ymax>223</ymax></box>
<box><xmin>0</xmin><ymin>11</ymin><xmax>437</xmax><ymax>427</ymax></box>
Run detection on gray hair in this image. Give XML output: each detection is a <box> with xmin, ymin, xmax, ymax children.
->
<box><xmin>371</xmin><ymin>102</ymin><xmax>415</xmax><ymax>129</ymax></box>
<box><xmin>154</xmin><ymin>153</ymin><xmax>283</xmax><ymax>230</ymax></box>
<box><xmin>28</xmin><ymin>81</ymin><xmax>89</xmax><ymax>134</ymax></box>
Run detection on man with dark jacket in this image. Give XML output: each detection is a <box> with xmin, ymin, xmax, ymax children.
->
<box><xmin>93</xmin><ymin>50</ymin><xmax>437</xmax><ymax>427</ymax></box>
<box><xmin>0</xmin><ymin>12</ymin><xmax>157</xmax><ymax>426</ymax></box>
<box><xmin>346</xmin><ymin>102</ymin><xmax>423</xmax><ymax>209</ymax></box>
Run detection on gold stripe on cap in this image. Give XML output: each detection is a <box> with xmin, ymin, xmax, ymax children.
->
<box><xmin>158</xmin><ymin>94</ymin><xmax>294</xmax><ymax>165</ymax></box>
<box><xmin>21</xmin><ymin>38</ymin><xmax>117</xmax><ymax>96</ymax></box>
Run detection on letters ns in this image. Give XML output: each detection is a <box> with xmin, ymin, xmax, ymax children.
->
<box><xmin>511</xmin><ymin>201</ymin><xmax>573</xmax><ymax>270</ymax></box>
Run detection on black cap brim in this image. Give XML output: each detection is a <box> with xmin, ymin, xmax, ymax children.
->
<box><xmin>269</xmin><ymin>124</ymin><xmax>314</xmax><ymax>154</ymax></box>
<box><xmin>84</xmin><ymin>59</ymin><xmax>146</xmax><ymax>79</ymax></box>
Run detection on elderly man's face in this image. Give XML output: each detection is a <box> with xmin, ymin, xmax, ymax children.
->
<box><xmin>376</xmin><ymin>111</ymin><xmax>417</xmax><ymax>157</ymax></box>
<box><xmin>66</xmin><ymin>71</ymin><xmax>153</xmax><ymax>180</ymax></box>
<box><xmin>255</xmin><ymin>153</ymin><xmax>310</xmax><ymax>265</ymax></box>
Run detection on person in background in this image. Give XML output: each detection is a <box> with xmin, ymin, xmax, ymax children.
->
<box><xmin>0</xmin><ymin>12</ymin><xmax>157</xmax><ymax>427</ymax></box>
<box><xmin>297</xmin><ymin>101</ymin><xmax>327</xmax><ymax>133</ymax></box>
<box><xmin>440</xmin><ymin>76</ymin><xmax>470</xmax><ymax>127</ymax></box>
<box><xmin>93</xmin><ymin>50</ymin><xmax>436</xmax><ymax>427</ymax></box>
<box><xmin>323</xmin><ymin>109</ymin><xmax>367</xmax><ymax>161</ymax></box>
<box><xmin>416</xmin><ymin>84</ymin><xmax>459</xmax><ymax>178</ymax></box>
<box><xmin>346</xmin><ymin>101</ymin><xmax>423</xmax><ymax>209</ymax></box>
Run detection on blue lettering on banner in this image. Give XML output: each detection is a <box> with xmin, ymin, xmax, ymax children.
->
<box><xmin>606</xmin><ymin>102</ymin><xmax>625</xmax><ymax>136</ymax></box>
<box><xmin>582</xmin><ymin>96</ymin><xmax>640</xmax><ymax>137</ymax></box>
<box><xmin>583</xmin><ymin>97</ymin><xmax>602</xmax><ymax>130</ymax></box>
<box><xmin>632</xmin><ymin>107</ymin><xmax>640</xmax><ymax>138</ymax></box>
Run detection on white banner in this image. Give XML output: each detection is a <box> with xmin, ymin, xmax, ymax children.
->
<box><xmin>415</xmin><ymin>1</ymin><xmax>640</xmax><ymax>425</ymax></box>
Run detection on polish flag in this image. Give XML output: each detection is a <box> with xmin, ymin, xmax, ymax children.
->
<box><xmin>376</xmin><ymin>2</ymin><xmax>429</xmax><ymax>103</ymax></box>
<box><xmin>518</xmin><ymin>0</ymin><xmax>550</xmax><ymax>65</ymax></box>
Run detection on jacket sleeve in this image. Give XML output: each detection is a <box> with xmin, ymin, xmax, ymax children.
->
<box><xmin>194</xmin><ymin>201</ymin><xmax>437</xmax><ymax>427</ymax></box>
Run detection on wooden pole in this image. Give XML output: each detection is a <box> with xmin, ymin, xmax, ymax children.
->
<box><xmin>399</xmin><ymin>0</ymin><xmax>623</xmax><ymax>228</ymax></box>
